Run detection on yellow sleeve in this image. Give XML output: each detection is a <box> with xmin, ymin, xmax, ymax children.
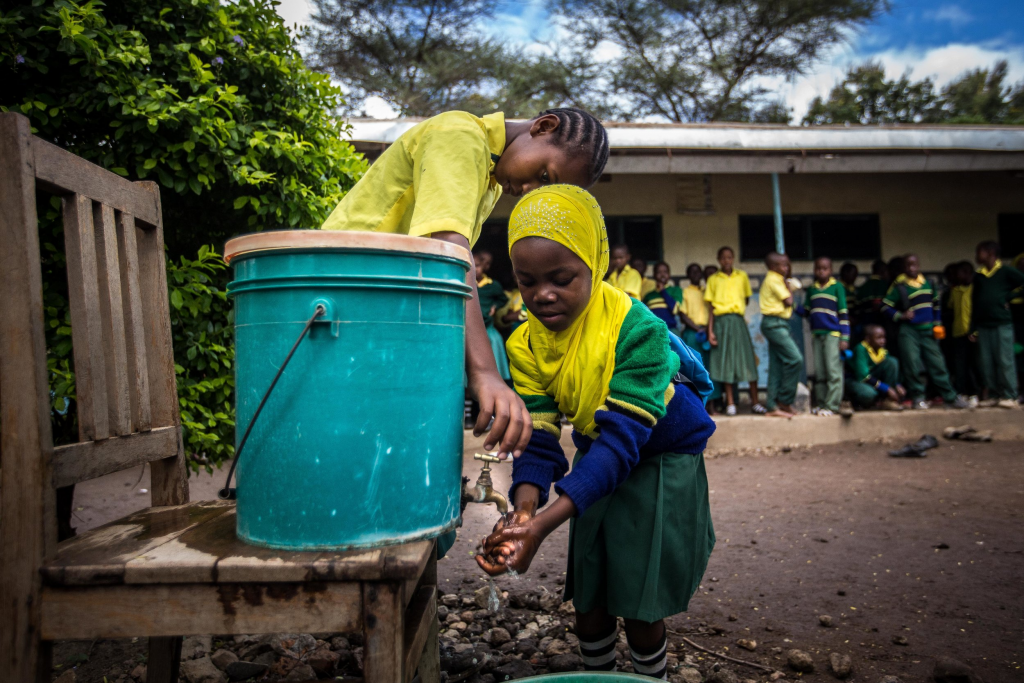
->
<box><xmin>743</xmin><ymin>272</ymin><xmax>753</xmax><ymax>298</ymax></box>
<box><xmin>624</xmin><ymin>271</ymin><xmax>642</xmax><ymax>299</ymax></box>
<box><xmin>703</xmin><ymin>278</ymin><xmax>715</xmax><ymax>303</ymax></box>
<box><xmin>407</xmin><ymin>125</ymin><xmax>490</xmax><ymax>242</ymax></box>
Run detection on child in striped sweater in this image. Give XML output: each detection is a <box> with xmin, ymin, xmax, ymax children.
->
<box><xmin>803</xmin><ymin>257</ymin><xmax>850</xmax><ymax>416</ymax></box>
<box><xmin>476</xmin><ymin>185</ymin><xmax>716</xmax><ymax>679</ymax></box>
<box><xmin>882</xmin><ymin>254</ymin><xmax>968</xmax><ymax>410</ymax></box>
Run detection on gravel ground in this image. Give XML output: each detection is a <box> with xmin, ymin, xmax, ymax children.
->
<box><xmin>57</xmin><ymin>433</ymin><xmax>1023</xmax><ymax>683</ymax></box>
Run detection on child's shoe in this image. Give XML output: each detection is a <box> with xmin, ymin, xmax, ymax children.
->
<box><xmin>725</xmin><ymin>404</ymin><xmax>737</xmax><ymax>416</ymax></box>
<box><xmin>913</xmin><ymin>400</ymin><xmax>930</xmax><ymax>410</ymax></box>
<box><xmin>950</xmin><ymin>396</ymin><xmax>972</xmax><ymax>410</ymax></box>
<box><xmin>815</xmin><ymin>408</ymin><xmax>835</xmax><ymax>417</ymax></box>
<box><xmin>997</xmin><ymin>398</ymin><xmax>1020</xmax><ymax>409</ymax></box>
<box><xmin>839</xmin><ymin>401</ymin><xmax>854</xmax><ymax>418</ymax></box>
<box><xmin>879</xmin><ymin>399</ymin><xmax>903</xmax><ymax>411</ymax></box>
<box><xmin>977</xmin><ymin>398</ymin><xmax>998</xmax><ymax>407</ymax></box>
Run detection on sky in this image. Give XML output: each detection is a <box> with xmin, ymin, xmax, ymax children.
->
<box><xmin>275</xmin><ymin>0</ymin><xmax>1024</xmax><ymax>122</ymax></box>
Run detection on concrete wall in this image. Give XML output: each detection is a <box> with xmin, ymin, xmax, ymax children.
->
<box><xmin>490</xmin><ymin>170</ymin><xmax>1024</xmax><ymax>275</ymax></box>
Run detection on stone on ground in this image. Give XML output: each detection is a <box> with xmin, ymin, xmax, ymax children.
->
<box><xmin>547</xmin><ymin>653</ymin><xmax>584</xmax><ymax>673</ymax></box>
<box><xmin>933</xmin><ymin>657</ymin><xmax>982</xmax><ymax>683</ymax></box>
<box><xmin>224</xmin><ymin>660</ymin><xmax>269</xmax><ymax>682</ymax></box>
<box><xmin>180</xmin><ymin>656</ymin><xmax>227</xmax><ymax>683</ymax></box>
<box><xmin>787</xmin><ymin>649</ymin><xmax>815</xmax><ymax>673</ymax></box>
<box><xmin>671</xmin><ymin>667</ymin><xmax>703</xmax><ymax>683</ymax></box>
<box><xmin>307</xmin><ymin>646</ymin><xmax>340</xmax><ymax>675</ymax></box>
<box><xmin>829</xmin><ymin>652</ymin><xmax>853</xmax><ymax>679</ymax></box>
<box><xmin>707</xmin><ymin>669</ymin><xmax>739</xmax><ymax>683</ymax></box>
<box><xmin>282</xmin><ymin>663</ymin><xmax>317</xmax><ymax>681</ymax></box>
<box><xmin>209</xmin><ymin>648</ymin><xmax>237</xmax><ymax>671</ymax></box>
<box><xmin>492</xmin><ymin>658</ymin><xmax>536</xmax><ymax>679</ymax></box>
<box><xmin>181</xmin><ymin>635</ymin><xmax>213</xmax><ymax>660</ymax></box>
<box><xmin>53</xmin><ymin>671</ymin><xmax>76</xmax><ymax>683</ymax></box>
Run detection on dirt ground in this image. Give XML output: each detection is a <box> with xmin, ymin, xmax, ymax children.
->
<box><xmin>64</xmin><ymin>433</ymin><xmax>1024</xmax><ymax>682</ymax></box>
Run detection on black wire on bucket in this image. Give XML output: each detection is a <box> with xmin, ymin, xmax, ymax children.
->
<box><xmin>218</xmin><ymin>304</ymin><xmax>326</xmax><ymax>500</ymax></box>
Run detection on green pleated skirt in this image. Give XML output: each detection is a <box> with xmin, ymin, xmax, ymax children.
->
<box><xmin>564</xmin><ymin>451</ymin><xmax>715</xmax><ymax>623</ymax></box>
<box><xmin>709</xmin><ymin>313</ymin><xmax>758</xmax><ymax>384</ymax></box>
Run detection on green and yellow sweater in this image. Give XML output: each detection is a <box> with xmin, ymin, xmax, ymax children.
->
<box><xmin>511</xmin><ymin>300</ymin><xmax>717</xmax><ymax>514</ymax></box>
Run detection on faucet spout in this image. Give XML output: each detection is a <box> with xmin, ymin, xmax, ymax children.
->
<box><xmin>462</xmin><ymin>454</ymin><xmax>509</xmax><ymax>516</ymax></box>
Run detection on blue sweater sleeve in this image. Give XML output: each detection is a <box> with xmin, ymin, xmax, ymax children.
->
<box><xmin>509</xmin><ymin>429</ymin><xmax>569</xmax><ymax>508</ymax></box>
<box><xmin>554</xmin><ymin>408</ymin><xmax>653</xmax><ymax>516</ymax></box>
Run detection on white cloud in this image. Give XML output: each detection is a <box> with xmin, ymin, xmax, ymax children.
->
<box><xmin>924</xmin><ymin>4</ymin><xmax>973</xmax><ymax>26</ymax></box>
<box><xmin>274</xmin><ymin>0</ymin><xmax>314</xmax><ymax>31</ymax></box>
<box><xmin>778</xmin><ymin>42</ymin><xmax>1024</xmax><ymax>122</ymax></box>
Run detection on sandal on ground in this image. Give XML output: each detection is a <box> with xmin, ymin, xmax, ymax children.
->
<box><xmin>751</xmin><ymin>403</ymin><xmax>768</xmax><ymax>415</ymax></box>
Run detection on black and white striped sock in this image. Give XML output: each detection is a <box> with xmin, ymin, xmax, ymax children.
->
<box><xmin>578</xmin><ymin>625</ymin><xmax>619</xmax><ymax>671</ymax></box>
<box><xmin>628</xmin><ymin>629</ymin><xmax>668</xmax><ymax>679</ymax></box>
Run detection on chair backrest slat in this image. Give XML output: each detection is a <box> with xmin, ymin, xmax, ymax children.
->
<box><xmin>116</xmin><ymin>212</ymin><xmax>153</xmax><ymax>432</ymax></box>
<box><xmin>94</xmin><ymin>203</ymin><xmax>132</xmax><ymax>436</ymax></box>
<box><xmin>63</xmin><ymin>193</ymin><xmax>111</xmax><ymax>441</ymax></box>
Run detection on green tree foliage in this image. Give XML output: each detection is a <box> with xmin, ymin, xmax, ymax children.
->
<box><xmin>305</xmin><ymin>0</ymin><xmax>597</xmax><ymax>118</ymax></box>
<box><xmin>803</xmin><ymin>60</ymin><xmax>1024</xmax><ymax>125</ymax></box>
<box><xmin>2</xmin><ymin>0</ymin><xmax>366</xmax><ymax>469</ymax></box>
<box><xmin>555</xmin><ymin>0</ymin><xmax>888</xmax><ymax>122</ymax></box>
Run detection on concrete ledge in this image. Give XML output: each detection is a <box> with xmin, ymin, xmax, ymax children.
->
<box><xmin>708</xmin><ymin>407</ymin><xmax>1024</xmax><ymax>450</ymax></box>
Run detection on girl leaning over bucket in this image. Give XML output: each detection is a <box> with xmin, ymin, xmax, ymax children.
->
<box><xmin>320</xmin><ymin>108</ymin><xmax>610</xmax><ymax>461</ymax></box>
<box><xmin>477</xmin><ymin>185</ymin><xmax>716</xmax><ymax>679</ymax></box>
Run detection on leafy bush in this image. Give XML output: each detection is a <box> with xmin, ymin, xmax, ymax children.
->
<box><xmin>3</xmin><ymin>0</ymin><xmax>366</xmax><ymax>469</ymax></box>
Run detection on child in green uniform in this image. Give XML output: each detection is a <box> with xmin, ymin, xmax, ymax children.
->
<box><xmin>857</xmin><ymin>260</ymin><xmax>889</xmax><ymax>328</ymax></box>
<box><xmin>759</xmin><ymin>252</ymin><xmax>801</xmax><ymax>418</ymax></box>
<box><xmin>641</xmin><ymin>261</ymin><xmax>682</xmax><ymax>332</ymax></box>
<box><xmin>473</xmin><ymin>249</ymin><xmax>511</xmax><ymax>381</ymax></box>
<box><xmin>705</xmin><ymin>247</ymin><xmax>762</xmax><ymax>416</ymax></box>
<box><xmin>846</xmin><ymin>325</ymin><xmax>905</xmax><ymax>410</ymax></box>
<box><xmin>321</xmin><ymin>107</ymin><xmax>610</xmax><ymax>458</ymax></box>
<box><xmin>881</xmin><ymin>254</ymin><xmax>969</xmax><ymax>410</ymax></box>
<box><xmin>970</xmin><ymin>241</ymin><xmax>1024</xmax><ymax>408</ymax></box>
<box><xmin>606</xmin><ymin>244</ymin><xmax>643</xmax><ymax>299</ymax></box>
<box><xmin>803</xmin><ymin>257</ymin><xmax>850</xmax><ymax>416</ymax></box>
<box><xmin>476</xmin><ymin>186</ymin><xmax>716</xmax><ymax>679</ymax></box>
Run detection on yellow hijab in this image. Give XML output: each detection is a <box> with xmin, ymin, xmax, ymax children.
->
<box><xmin>505</xmin><ymin>185</ymin><xmax>633</xmax><ymax>437</ymax></box>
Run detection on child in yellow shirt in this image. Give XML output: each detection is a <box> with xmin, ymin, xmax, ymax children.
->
<box><xmin>705</xmin><ymin>247</ymin><xmax>761</xmax><ymax>415</ymax></box>
<box><xmin>606</xmin><ymin>244</ymin><xmax>643</xmax><ymax>299</ymax></box>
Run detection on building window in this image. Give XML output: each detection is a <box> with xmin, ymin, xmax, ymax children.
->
<box><xmin>606</xmin><ymin>215</ymin><xmax>663</xmax><ymax>263</ymax></box>
<box><xmin>998</xmin><ymin>214</ymin><xmax>1024</xmax><ymax>259</ymax></box>
<box><xmin>738</xmin><ymin>214</ymin><xmax>881</xmax><ymax>262</ymax></box>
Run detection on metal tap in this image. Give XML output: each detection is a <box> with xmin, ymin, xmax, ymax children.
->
<box><xmin>461</xmin><ymin>453</ymin><xmax>508</xmax><ymax>516</ymax></box>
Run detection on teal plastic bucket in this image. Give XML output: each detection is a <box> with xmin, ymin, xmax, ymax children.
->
<box><xmin>225</xmin><ymin>231</ymin><xmax>472</xmax><ymax>550</ymax></box>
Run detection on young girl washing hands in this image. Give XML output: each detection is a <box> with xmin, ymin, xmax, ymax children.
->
<box><xmin>476</xmin><ymin>185</ymin><xmax>716</xmax><ymax>679</ymax></box>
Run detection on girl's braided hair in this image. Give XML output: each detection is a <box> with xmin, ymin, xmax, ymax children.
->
<box><xmin>537</xmin><ymin>107</ymin><xmax>609</xmax><ymax>187</ymax></box>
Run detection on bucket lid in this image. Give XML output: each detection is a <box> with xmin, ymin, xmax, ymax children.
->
<box><xmin>224</xmin><ymin>230</ymin><xmax>472</xmax><ymax>265</ymax></box>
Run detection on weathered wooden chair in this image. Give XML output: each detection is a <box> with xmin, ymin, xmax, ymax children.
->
<box><xmin>0</xmin><ymin>112</ymin><xmax>440</xmax><ymax>683</ymax></box>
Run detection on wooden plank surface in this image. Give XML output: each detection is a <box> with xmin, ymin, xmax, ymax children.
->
<box><xmin>93</xmin><ymin>203</ymin><xmax>131</xmax><ymax>435</ymax></box>
<box><xmin>52</xmin><ymin>426</ymin><xmax>180</xmax><ymax>489</ymax></box>
<box><xmin>403</xmin><ymin>585</ymin><xmax>437</xmax><ymax>683</ymax></box>
<box><xmin>41</xmin><ymin>501</ymin><xmax>232</xmax><ymax>586</ymax></box>
<box><xmin>63</xmin><ymin>193</ymin><xmax>110</xmax><ymax>441</ymax></box>
<box><xmin>133</xmin><ymin>181</ymin><xmax>188</xmax><ymax>507</ymax></box>
<box><xmin>116</xmin><ymin>212</ymin><xmax>152</xmax><ymax>431</ymax></box>
<box><xmin>362</xmin><ymin>582</ymin><xmax>403</xmax><ymax>683</ymax></box>
<box><xmin>41</xmin><ymin>582</ymin><xmax>361</xmax><ymax>640</ymax></box>
<box><xmin>0</xmin><ymin>110</ymin><xmax>58</xmax><ymax>683</ymax></box>
<box><xmin>32</xmin><ymin>137</ymin><xmax>160</xmax><ymax>226</ymax></box>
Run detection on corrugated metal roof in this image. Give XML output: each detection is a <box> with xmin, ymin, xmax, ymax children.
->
<box><xmin>345</xmin><ymin>118</ymin><xmax>1024</xmax><ymax>152</ymax></box>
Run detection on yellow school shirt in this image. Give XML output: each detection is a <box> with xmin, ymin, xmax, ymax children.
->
<box><xmin>681</xmin><ymin>285</ymin><xmax>709</xmax><ymax>326</ymax></box>
<box><xmin>606</xmin><ymin>265</ymin><xmax>643</xmax><ymax>299</ymax></box>
<box><xmin>320</xmin><ymin>111</ymin><xmax>505</xmax><ymax>246</ymax></box>
<box><xmin>760</xmin><ymin>271</ymin><xmax>792</xmax><ymax>318</ymax></box>
<box><xmin>640</xmin><ymin>277</ymin><xmax>657</xmax><ymax>299</ymax></box>
<box><xmin>704</xmin><ymin>269</ymin><xmax>752</xmax><ymax>316</ymax></box>
<box><xmin>949</xmin><ymin>284</ymin><xmax>972</xmax><ymax>338</ymax></box>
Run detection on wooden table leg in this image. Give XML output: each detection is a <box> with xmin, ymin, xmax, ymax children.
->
<box><xmin>147</xmin><ymin>636</ymin><xmax>182</xmax><ymax>683</ymax></box>
<box><xmin>363</xmin><ymin>581</ymin><xmax>403</xmax><ymax>683</ymax></box>
<box><xmin>416</xmin><ymin>552</ymin><xmax>441</xmax><ymax>683</ymax></box>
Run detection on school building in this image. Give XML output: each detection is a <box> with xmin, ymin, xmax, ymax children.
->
<box><xmin>346</xmin><ymin>119</ymin><xmax>1024</xmax><ymax>283</ymax></box>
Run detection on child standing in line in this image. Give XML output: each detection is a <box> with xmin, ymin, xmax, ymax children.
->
<box><xmin>1011</xmin><ymin>252</ymin><xmax>1024</xmax><ymax>399</ymax></box>
<box><xmin>634</xmin><ymin>255</ymin><xmax>658</xmax><ymax>299</ymax></box>
<box><xmin>322</xmin><ymin>106</ymin><xmax>608</xmax><ymax>457</ymax></box>
<box><xmin>642</xmin><ymin>261</ymin><xmax>682</xmax><ymax>331</ymax></box>
<box><xmin>678</xmin><ymin>263</ymin><xmax>721</xmax><ymax>414</ymax></box>
<box><xmin>705</xmin><ymin>247</ymin><xmax>762</xmax><ymax>416</ymax></box>
<box><xmin>803</xmin><ymin>257</ymin><xmax>850</xmax><ymax>417</ymax></box>
<box><xmin>970</xmin><ymin>240</ymin><xmax>1024</xmax><ymax>408</ymax></box>
<box><xmin>846</xmin><ymin>325</ymin><xmax>905</xmax><ymax>410</ymax></box>
<box><xmin>473</xmin><ymin>249</ymin><xmax>512</xmax><ymax>383</ymax></box>
<box><xmin>606</xmin><ymin>244</ymin><xmax>643</xmax><ymax>299</ymax></box>
<box><xmin>759</xmin><ymin>252</ymin><xmax>801</xmax><ymax>418</ymax></box>
<box><xmin>477</xmin><ymin>185</ymin><xmax>716</xmax><ymax>679</ymax></box>
<box><xmin>703</xmin><ymin>264</ymin><xmax>719</xmax><ymax>282</ymax></box>
<box><xmin>857</xmin><ymin>260</ymin><xmax>889</xmax><ymax>328</ymax></box>
<box><xmin>881</xmin><ymin>254</ymin><xmax>969</xmax><ymax>410</ymax></box>
<box><xmin>947</xmin><ymin>261</ymin><xmax>977</xmax><ymax>399</ymax></box>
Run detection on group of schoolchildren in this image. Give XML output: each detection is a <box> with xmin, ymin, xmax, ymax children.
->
<box><xmin>558</xmin><ymin>240</ymin><xmax>1023</xmax><ymax>419</ymax></box>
